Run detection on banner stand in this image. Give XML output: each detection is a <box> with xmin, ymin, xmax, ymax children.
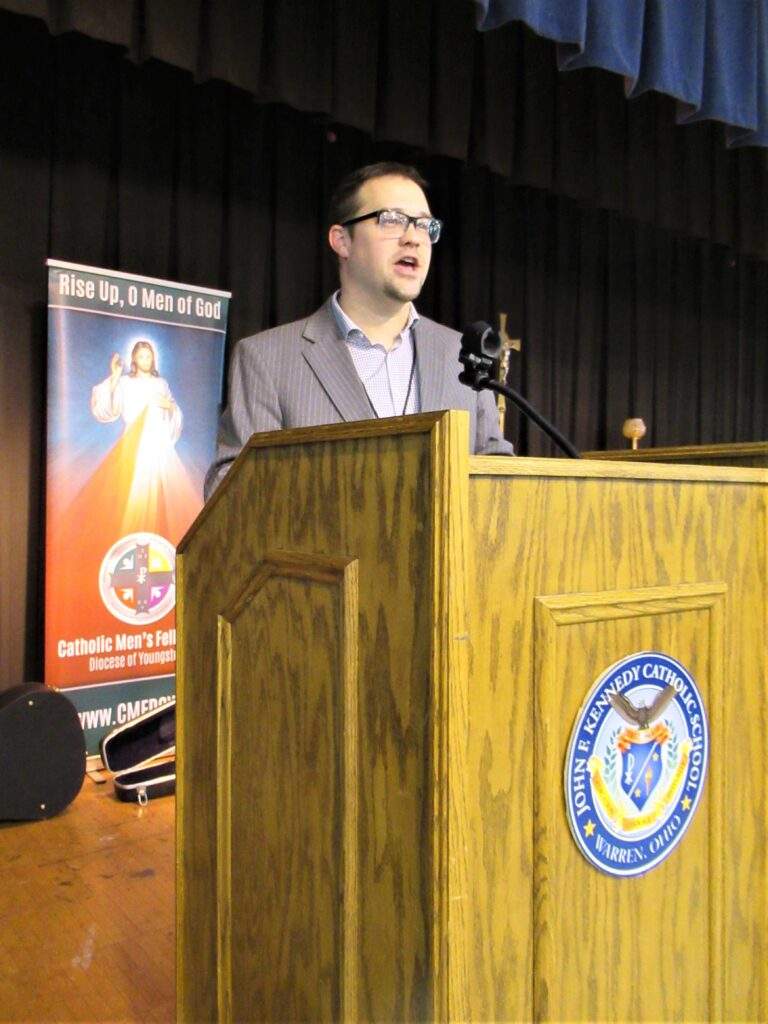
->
<box><xmin>45</xmin><ymin>260</ymin><xmax>228</xmax><ymax>754</ymax></box>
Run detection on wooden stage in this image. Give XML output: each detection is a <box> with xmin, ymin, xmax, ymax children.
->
<box><xmin>0</xmin><ymin>778</ymin><xmax>174</xmax><ymax>1023</ymax></box>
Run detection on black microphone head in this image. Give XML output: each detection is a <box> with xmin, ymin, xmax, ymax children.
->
<box><xmin>461</xmin><ymin>321</ymin><xmax>502</xmax><ymax>359</ymax></box>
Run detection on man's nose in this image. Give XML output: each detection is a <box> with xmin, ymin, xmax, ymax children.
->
<box><xmin>401</xmin><ymin>222</ymin><xmax>420</xmax><ymax>244</ymax></box>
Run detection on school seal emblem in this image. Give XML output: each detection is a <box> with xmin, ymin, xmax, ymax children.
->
<box><xmin>564</xmin><ymin>652</ymin><xmax>708</xmax><ymax>877</ymax></box>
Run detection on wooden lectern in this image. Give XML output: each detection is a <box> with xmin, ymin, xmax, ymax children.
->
<box><xmin>177</xmin><ymin>411</ymin><xmax>767</xmax><ymax>1023</ymax></box>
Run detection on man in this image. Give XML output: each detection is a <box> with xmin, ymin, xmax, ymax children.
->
<box><xmin>205</xmin><ymin>162</ymin><xmax>513</xmax><ymax>498</ymax></box>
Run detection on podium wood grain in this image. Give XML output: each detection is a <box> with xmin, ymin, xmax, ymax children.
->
<box><xmin>216</xmin><ymin>553</ymin><xmax>359</xmax><ymax>1022</ymax></box>
<box><xmin>177</xmin><ymin>412</ymin><xmax>767</xmax><ymax>1023</ymax></box>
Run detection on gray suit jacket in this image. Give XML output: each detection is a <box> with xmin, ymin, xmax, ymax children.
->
<box><xmin>205</xmin><ymin>299</ymin><xmax>513</xmax><ymax>497</ymax></box>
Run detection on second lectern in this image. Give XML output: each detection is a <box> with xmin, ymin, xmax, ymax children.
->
<box><xmin>176</xmin><ymin>411</ymin><xmax>767</xmax><ymax>1023</ymax></box>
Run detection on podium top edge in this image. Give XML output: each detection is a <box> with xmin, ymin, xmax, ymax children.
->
<box><xmin>470</xmin><ymin>455</ymin><xmax>768</xmax><ymax>485</ymax></box>
<box><xmin>242</xmin><ymin>412</ymin><xmax>450</xmax><ymax>451</ymax></box>
<box><xmin>177</xmin><ymin>412</ymin><xmax>465</xmax><ymax>552</ymax></box>
<box><xmin>582</xmin><ymin>441</ymin><xmax>768</xmax><ymax>460</ymax></box>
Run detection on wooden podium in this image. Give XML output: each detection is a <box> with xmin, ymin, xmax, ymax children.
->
<box><xmin>176</xmin><ymin>412</ymin><xmax>767</xmax><ymax>1023</ymax></box>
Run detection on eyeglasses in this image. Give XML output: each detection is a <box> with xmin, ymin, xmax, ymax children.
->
<box><xmin>341</xmin><ymin>208</ymin><xmax>443</xmax><ymax>244</ymax></box>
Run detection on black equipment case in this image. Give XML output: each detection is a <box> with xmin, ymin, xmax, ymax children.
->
<box><xmin>99</xmin><ymin>699</ymin><xmax>176</xmax><ymax>804</ymax></box>
<box><xmin>0</xmin><ymin>683</ymin><xmax>86</xmax><ymax>820</ymax></box>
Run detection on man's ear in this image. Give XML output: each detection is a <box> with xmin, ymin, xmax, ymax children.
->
<box><xmin>328</xmin><ymin>224</ymin><xmax>350</xmax><ymax>259</ymax></box>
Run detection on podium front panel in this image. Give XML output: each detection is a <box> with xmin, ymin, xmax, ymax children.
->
<box><xmin>463</xmin><ymin>459</ymin><xmax>766</xmax><ymax>1023</ymax></box>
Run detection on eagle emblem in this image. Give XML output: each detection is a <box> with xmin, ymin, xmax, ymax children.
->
<box><xmin>608</xmin><ymin>683</ymin><xmax>675</xmax><ymax>729</ymax></box>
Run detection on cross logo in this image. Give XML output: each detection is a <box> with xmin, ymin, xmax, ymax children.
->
<box><xmin>99</xmin><ymin>533</ymin><xmax>176</xmax><ymax>625</ymax></box>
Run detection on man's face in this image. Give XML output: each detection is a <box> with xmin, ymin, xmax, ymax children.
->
<box><xmin>334</xmin><ymin>174</ymin><xmax>434</xmax><ymax>307</ymax></box>
<box><xmin>135</xmin><ymin>346</ymin><xmax>154</xmax><ymax>373</ymax></box>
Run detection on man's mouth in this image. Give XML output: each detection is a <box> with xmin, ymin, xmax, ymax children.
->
<box><xmin>394</xmin><ymin>255</ymin><xmax>419</xmax><ymax>275</ymax></box>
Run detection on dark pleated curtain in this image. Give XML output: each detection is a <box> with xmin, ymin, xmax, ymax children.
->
<box><xmin>1</xmin><ymin>9</ymin><xmax>767</xmax><ymax>691</ymax></box>
<box><xmin>2</xmin><ymin>0</ymin><xmax>768</xmax><ymax>255</ymax></box>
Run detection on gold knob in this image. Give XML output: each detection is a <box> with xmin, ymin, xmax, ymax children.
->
<box><xmin>622</xmin><ymin>418</ymin><xmax>647</xmax><ymax>450</ymax></box>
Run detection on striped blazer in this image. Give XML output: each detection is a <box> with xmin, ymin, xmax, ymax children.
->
<box><xmin>204</xmin><ymin>298</ymin><xmax>513</xmax><ymax>498</ymax></box>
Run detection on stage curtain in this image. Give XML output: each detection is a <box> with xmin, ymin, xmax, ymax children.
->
<box><xmin>477</xmin><ymin>0</ymin><xmax>768</xmax><ymax>148</ymax></box>
<box><xmin>2</xmin><ymin>2</ymin><xmax>768</xmax><ymax>258</ymax></box>
<box><xmin>1</xmin><ymin>11</ymin><xmax>768</xmax><ymax>689</ymax></box>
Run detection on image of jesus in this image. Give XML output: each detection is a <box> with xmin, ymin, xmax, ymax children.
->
<box><xmin>81</xmin><ymin>336</ymin><xmax>196</xmax><ymax>538</ymax></box>
<box><xmin>91</xmin><ymin>339</ymin><xmax>182</xmax><ymax>443</ymax></box>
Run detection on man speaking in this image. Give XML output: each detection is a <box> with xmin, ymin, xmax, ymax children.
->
<box><xmin>205</xmin><ymin>162</ymin><xmax>513</xmax><ymax>498</ymax></box>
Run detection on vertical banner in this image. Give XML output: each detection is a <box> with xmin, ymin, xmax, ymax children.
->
<box><xmin>45</xmin><ymin>260</ymin><xmax>228</xmax><ymax>754</ymax></box>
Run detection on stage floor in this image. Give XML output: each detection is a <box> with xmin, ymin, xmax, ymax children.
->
<box><xmin>0</xmin><ymin>776</ymin><xmax>174</xmax><ymax>1023</ymax></box>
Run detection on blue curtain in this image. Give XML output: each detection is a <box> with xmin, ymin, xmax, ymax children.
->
<box><xmin>476</xmin><ymin>0</ymin><xmax>768</xmax><ymax>148</ymax></box>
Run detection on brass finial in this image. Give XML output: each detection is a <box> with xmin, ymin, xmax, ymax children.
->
<box><xmin>622</xmin><ymin>418</ymin><xmax>647</xmax><ymax>450</ymax></box>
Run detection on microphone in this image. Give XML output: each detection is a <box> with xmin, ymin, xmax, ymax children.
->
<box><xmin>459</xmin><ymin>322</ymin><xmax>580</xmax><ymax>459</ymax></box>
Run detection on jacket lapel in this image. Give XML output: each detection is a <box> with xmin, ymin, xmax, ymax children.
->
<box><xmin>302</xmin><ymin>302</ymin><xmax>373</xmax><ymax>422</ymax></box>
<box><xmin>414</xmin><ymin>318</ymin><xmax>447</xmax><ymax>412</ymax></box>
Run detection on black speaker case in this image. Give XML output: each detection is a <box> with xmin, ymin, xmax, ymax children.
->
<box><xmin>100</xmin><ymin>699</ymin><xmax>176</xmax><ymax>803</ymax></box>
<box><xmin>113</xmin><ymin>760</ymin><xmax>176</xmax><ymax>805</ymax></box>
<box><xmin>0</xmin><ymin>683</ymin><xmax>86</xmax><ymax>820</ymax></box>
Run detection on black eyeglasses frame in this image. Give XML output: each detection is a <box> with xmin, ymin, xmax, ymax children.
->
<box><xmin>340</xmin><ymin>208</ymin><xmax>443</xmax><ymax>244</ymax></box>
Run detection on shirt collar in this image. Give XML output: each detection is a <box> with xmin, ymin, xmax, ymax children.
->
<box><xmin>331</xmin><ymin>290</ymin><xmax>419</xmax><ymax>345</ymax></box>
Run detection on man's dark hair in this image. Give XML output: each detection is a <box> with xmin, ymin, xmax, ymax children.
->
<box><xmin>328</xmin><ymin>162</ymin><xmax>429</xmax><ymax>228</ymax></box>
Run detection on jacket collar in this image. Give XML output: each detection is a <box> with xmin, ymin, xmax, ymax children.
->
<box><xmin>301</xmin><ymin>298</ymin><xmax>448</xmax><ymax>420</ymax></box>
<box><xmin>301</xmin><ymin>301</ymin><xmax>372</xmax><ymax>421</ymax></box>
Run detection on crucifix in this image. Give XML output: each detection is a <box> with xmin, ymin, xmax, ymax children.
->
<box><xmin>495</xmin><ymin>312</ymin><xmax>521</xmax><ymax>433</ymax></box>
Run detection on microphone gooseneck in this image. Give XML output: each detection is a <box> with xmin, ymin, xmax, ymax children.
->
<box><xmin>459</xmin><ymin>321</ymin><xmax>580</xmax><ymax>459</ymax></box>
